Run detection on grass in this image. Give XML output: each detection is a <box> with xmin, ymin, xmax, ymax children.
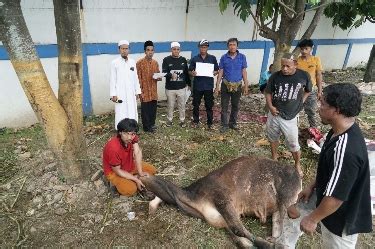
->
<box><xmin>1</xmin><ymin>93</ymin><xmax>374</xmax><ymax>248</ymax></box>
<box><xmin>0</xmin><ymin>125</ymin><xmax>46</xmax><ymax>184</ymax></box>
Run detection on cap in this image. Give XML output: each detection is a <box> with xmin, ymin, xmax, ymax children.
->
<box><xmin>118</xmin><ymin>40</ymin><xmax>129</xmax><ymax>47</ymax></box>
<box><xmin>171</xmin><ymin>42</ymin><xmax>180</xmax><ymax>48</ymax></box>
<box><xmin>198</xmin><ymin>39</ymin><xmax>209</xmax><ymax>47</ymax></box>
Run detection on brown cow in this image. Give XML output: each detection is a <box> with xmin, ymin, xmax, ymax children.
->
<box><xmin>140</xmin><ymin>156</ymin><xmax>301</xmax><ymax>248</ymax></box>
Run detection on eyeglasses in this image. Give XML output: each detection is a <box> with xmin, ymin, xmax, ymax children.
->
<box><xmin>121</xmin><ymin>131</ymin><xmax>136</xmax><ymax>136</ymax></box>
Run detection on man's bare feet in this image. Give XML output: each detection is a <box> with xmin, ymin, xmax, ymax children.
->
<box><xmin>272</xmin><ymin>155</ymin><xmax>279</xmax><ymax>161</ymax></box>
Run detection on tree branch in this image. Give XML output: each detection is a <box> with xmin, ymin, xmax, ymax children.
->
<box><xmin>299</xmin><ymin>0</ymin><xmax>327</xmax><ymax>40</ymax></box>
<box><xmin>277</xmin><ymin>0</ymin><xmax>297</xmax><ymax>15</ymax></box>
<box><xmin>296</xmin><ymin>1</ymin><xmax>331</xmax><ymax>18</ymax></box>
<box><xmin>271</xmin><ymin>4</ymin><xmax>280</xmax><ymax>31</ymax></box>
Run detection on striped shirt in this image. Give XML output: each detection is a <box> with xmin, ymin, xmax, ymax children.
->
<box><xmin>136</xmin><ymin>57</ymin><xmax>160</xmax><ymax>102</ymax></box>
<box><xmin>315</xmin><ymin>123</ymin><xmax>372</xmax><ymax>236</ymax></box>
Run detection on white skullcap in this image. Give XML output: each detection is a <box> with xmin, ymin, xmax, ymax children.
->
<box><xmin>118</xmin><ymin>40</ymin><xmax>129</xmax><ymax>47</ymax></box>
<box><xmin>171</xmin><ymin>42</ymin><xmax>180</xmax><ymax>48</ymax></box>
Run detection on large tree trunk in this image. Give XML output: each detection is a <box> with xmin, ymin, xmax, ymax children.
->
<box><xmin>268</xmin><ymin>0</ymin><xmax>327</xmax><ymax>72</ymax></box>
<box><xmin>53</xmin><ymin>0</ymin><xmax>89</xmax><ymax>179</ymax></box>
<box><xmin>270</xmin><ymin>0</ymin><xmax>306</xmax><ymax>71</ymax></box>
<box><xmin>0</xmin><ymin>0</ymin><xmax>87</xmax><ymax>182</ymax></box>
<box><xmin>364</xmin><ymin>45</ymin><xmax>375</xmax><ymax>82</ymax></box>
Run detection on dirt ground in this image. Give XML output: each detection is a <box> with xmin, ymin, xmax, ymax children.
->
<box><xmin>1</xmin><ymin>68</ymin><xmax>375</xmax><ymax>248</ymax></box>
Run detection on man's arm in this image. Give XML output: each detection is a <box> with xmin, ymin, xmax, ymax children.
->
<box><xmin>133</xmin><ymin>62</ymin><xmax>142</xmax><ymax>98</ymax></box>
<box><xmin>316</xmin><ymin>69</ymin><xmax>323</xmax><ymax>100</ymax></box>
<box><xmin>300</xmin><ymin>196</ymin><xmax>343</xmax><ymax>235</ymax></box>
<box><xmin>214</xmin><ymin>69</ymin><xmax>223</xmax><ymax>96</ymax></box>
<box><xmin>109</xmin><ymin>61</ymin><xmax>118</xmax><ymax>102</ymax></box>
<box><xmin>133</xmin><ymin>143</ymin><xmax>147</xmax><ymax>177</ymax></box>
<box><xmin>303</xmin><ymin>91</ymin><xmax>311</xmax><ymax>103</ymax></box>
<box><xmin>242</xmin><ymin>68</ymin><xmax>249</xmax><ymax>95</ymax></box>
<box><xmin>188</xmin><ymin>58</ymin><xmax>197</xmax><ymax>77</ymax></box>
<box><xmin>265</xmin><ymin>92</ymin><xmax>279</xmax><ymax>116</ymax></box>
<box><xmin>184</xmin><ymin>59</ymin><xmax>191</xmax><ymax>87</ymax></box>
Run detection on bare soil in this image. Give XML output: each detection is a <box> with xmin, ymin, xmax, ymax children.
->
<box><xmin>1</xmin><ymin>69</ymin><xmax>374</xmax><ymax>248</ymax></box>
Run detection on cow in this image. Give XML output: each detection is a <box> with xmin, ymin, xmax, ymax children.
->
<box><xmin>140</xmin><ymin>156</ymin><xmax>302</xmax><ymax>248</ymax></box>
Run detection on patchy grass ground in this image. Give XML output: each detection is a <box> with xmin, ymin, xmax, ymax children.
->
<box><xmin>1</xmin><ymin>79</ymin><xmax>374</xmax><ymax>248</ymax></box>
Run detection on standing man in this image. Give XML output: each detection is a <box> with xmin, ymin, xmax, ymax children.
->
<box><xmin>102</xmin><ymin>118</ymin><xmax>157</xmax><ymax>197</ymax></box>
<box><xmin>299</xmin><ymin>83</ymin><xmax>372</xmax><ymax>248</ymax></box>
<box><xmin>136</xmin><ymin>40</ymin><xmax>162</xmax><ymax>133</ymax></box>
<box><xmin>297</xmin><ymin>39</ymin><xmax>323</xmax><ymax>128</ymax></box>
<box><xmin>162</xmin><ymin>42</ymin><xmax>191</xmax><ymax>128</ymax></box>
<box><xmin>215</xmin><ymin>38</ymin><xmax>249</xmax><ymax>133</ymax></box>
<box><xmin>265</xmin><ymin>53</ymin><xmax>312</xmax><ymax>177</ymax></box>
<box><xmin>110</xmin><ymin>40</ymin><xmax>141</xmax><ymax>128</ymax></box>
<box><xmin>189</xmin><ymin>39</ymin><xmax>219</xmax><ymax>129</ymax></box>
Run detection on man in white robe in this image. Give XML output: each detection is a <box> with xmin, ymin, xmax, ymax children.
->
<box><xmin>110</xmin><ymin>40</ymin><xmax>141</xmax><ymax>128</ymax></box>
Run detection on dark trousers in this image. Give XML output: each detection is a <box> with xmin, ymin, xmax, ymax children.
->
<box><xmin>141</xmin><ymin>100</ymin><xmax>157</xmax><ymax>131</ymax></box>
<box><xmin>192</xmin><ymin>89</ymin><xmax>214</xmax><ymax>125</ymax></box>
<box><xmin>221</xmin><ymin>82</ymin><xmax>241</xmax><ymax>127</ymax></box>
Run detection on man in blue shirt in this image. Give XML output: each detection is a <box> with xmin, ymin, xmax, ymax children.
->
<box><xmin>215</xmin><ymin>38</ymin><xmax>249</xmax><ymax>133</ymax></box>
<box><xmin>259</xmin><ymin>64</ymin><xmax>273</xmax><ymax>93</ymax></box>
<box><xmin>189</xmin><ymin>39</ymin><xmax>219</xmax><ymax>129</ymax></box>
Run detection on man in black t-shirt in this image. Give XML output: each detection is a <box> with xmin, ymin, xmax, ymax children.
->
<box><xmin>265</xmin><ymin>53</ymin><xmax>311</xmax><ymax>177</ymax></box>
<box><xmin>162</xmin><ymin>42</ymin><xmax>191</xmax><ymax>128</ymax></box>
<box><xmin>299</xmin><ymin>83</ymin><xmax>372</xmax><ymax>248</ymax></box>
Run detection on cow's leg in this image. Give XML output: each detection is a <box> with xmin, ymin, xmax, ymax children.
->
<box><xmin>272</xmin><ymin>211</ymin><xmax>282</xmax><ymax>238</ymax></box>
<box><xmin>225</xmin><ymin>227</ymin><xmax>254</xmax><ymax>249</ymax></box>
<box><xmin>213</xmin><ymin>194</ymin><xmax>275</xmax><ymax>248</ymax></box>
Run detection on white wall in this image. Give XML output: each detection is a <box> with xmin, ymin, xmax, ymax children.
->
<box><xmin>347</xmin><ymin>44</ymin><xmax>374</xmax><ymax>68</ymax></box>
<box><xmin>316</xmin><ymin>44</ymin><xmax>348</xmax><ymax>70</ymax></box>
<box><xmin>1</xmin><ymin>0</ymin><xmax>374</xmax><ymax>127</ymax></box>
<box><xmin>0</xmin><ymin>58</ymin><xmax>59</xmax><ymax>127</ymax></box>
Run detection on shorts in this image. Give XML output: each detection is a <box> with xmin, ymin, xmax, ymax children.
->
<box><xmin>321</xmin><ymin>223</ymin><xmax>358</xmax><ymax>249</ymax></box>
<box><xmin>266</xmin><ymin>112</ymin><xmax>300</xmax><ymax>152</ymax></box>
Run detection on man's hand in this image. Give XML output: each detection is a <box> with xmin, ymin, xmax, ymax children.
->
<box><xmin>191</xmin><ymin>70</ymin><xmax>197</xmax><ymax>77</ymax></box>
<box><xmin>298</xmin><ymin>185</ymin><xmax>314</xmax><ymax>203</ymax></box>
<box><xmin>135</xmin><ymin>178</ymin><xmax>145</xmax><ymax>191</ymax></box>
<box><xmin>138</xmin><ymin>171</ymin><xmax>150</xmax><ymax>177</ymax></box>
<box><xmin>214</xmin><ymin>87</ymin><xmax>220</xmax><ymax>97</ymax></box>
<box><xmin>269</xmin><ymin>106</ymin><xmax>279</xmax><ymax>116</ymax></box>
<box><xmin>317</xmin><ymin>90</ymin><xmax>322</xmax><ymax>100</ymax></box>
<box><xmin>300</xmin><ymin>215</ymin><xmax>318</xmax><ymax>235</ymax></box>
<box><xmin>111</xmin><ymin>96</ymin><xmax>118</xmax><ymax>102</ymax></box>
<box><xmin>242</xmin><ymin>85</ymin><xmax>249</xmax><ymax>96</ymax></box>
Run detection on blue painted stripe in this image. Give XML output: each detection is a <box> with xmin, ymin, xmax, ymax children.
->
<box><xmin>312</xmin><ymin>45</ymin><xmax>318</xmax><ymax>56</ymax></box>
<box><xmin>82</xmin><ymin>45</ymin><xmax>93</xmax><ymax>115</ymax></box>
<box><xmin>342</xmin><ymin>43</ymin><xmax>353</xmax><ymax>69</ymax></box>
<box><xmin>2</xmin><ymin>38</ymin><xmax>375</xmax><ymax>60</ymax></box>
<box><xmin>260</xmin><ymin>41</ymin><xmax>272</xmax><ymax>77</ymax></box>
<box><xmin>2</xmin><ymin>37</ymin><xmax>375</xmax><ymax>116</ymax></box>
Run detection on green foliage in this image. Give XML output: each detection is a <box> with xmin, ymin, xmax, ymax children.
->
<box><xmin>219</xmin><ymin>0</ymin><xmax>322</xmax><ymax>23</ymax></box>
<box><xmin>324</xmin><ymin>0</ymin><xmax>375</xmax><ymax>30</ymax></box>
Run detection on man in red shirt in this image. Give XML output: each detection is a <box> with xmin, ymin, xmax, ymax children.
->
<box><xmin>103</xmin><ymin>118</ymin><xmax>157</xmax><ymax>196</ymax></box>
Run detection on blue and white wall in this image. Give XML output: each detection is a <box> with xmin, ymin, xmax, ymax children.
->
<box><xmin>1</xmin><ymin>0</ymin><xmax>374</xmax><ymax>127</ymax></box>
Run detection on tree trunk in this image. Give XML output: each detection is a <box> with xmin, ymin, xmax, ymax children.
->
<box><xmin>0</xmin><ymin>0</ymin><xmax>87</xmax><ymax>182</ymax></box>
<box><xmin>53</xmin><ymin>0</ymin><xmax>89</xmax><ymax>179</ymax></box>
<box><xmin>268</xmin><ymin>0</ymin><xmax>326</xmax><ymax>72</ymax></box>
<box><xmin>364</xmin><ymin>45</ymin><xmax>375</xmax><ymax>83</ymax></box>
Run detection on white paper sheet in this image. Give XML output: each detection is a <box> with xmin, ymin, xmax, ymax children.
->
<box><xmin>152</xmin><ymin>72</ymin><xmax>166</xmax><ymax>79</ymax></box>
<box><xmin>195</xmin><ymin>62</ymin><xmax>214</xmax><ymax>77</ymax></box>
